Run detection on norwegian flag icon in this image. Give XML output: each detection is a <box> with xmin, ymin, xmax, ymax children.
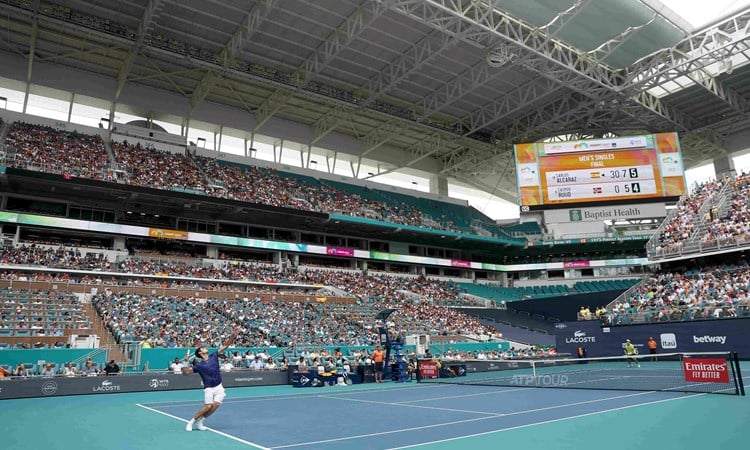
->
<box><xmin>592</xmin><ymin>187</ymin><xmax>602</xmax><ymax>194</ymax></box>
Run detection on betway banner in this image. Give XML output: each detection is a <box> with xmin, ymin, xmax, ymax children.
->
<box><xmin>544</xmin><ymin>203</ymin><xmax>666</xmax><ymax>223</ymax></box>
<box><xmin>554</xmin><ymin>318</ymin><xmax>750</xmax><ymax>358</ymax></box>
<box><xmin>0</xmin><ymin>371</ymin><xmax>288</xmax><ymax>400</ymax></box>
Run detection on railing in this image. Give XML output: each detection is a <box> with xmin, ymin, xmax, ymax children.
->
<box><xmin>647</xmin><ymin>181</ymin><xmax>732</xmax><ymax>260</ymax></box>
<box><xmin>603</xmin><ymin>275</ymin><xmax>648</xmax><ymax>312</ymax></box>
<box><xmin>118</xmin><ymin>253</ymin><xmax>205</xmax><ymax>266</ymax></box>
<box><xmin>645</xmin><ymin>183</ymin><xmax>720</xmax><ymax>257</ymax></box>
<box><xmin>688</xmin><ymin>180</ymin><xmax>732</xmax><ymax>240</ymax></box>
<box><xmin>645</xmin><ymin>195</ymin><xmax>688</xmax><ymax>255</ymax></box>
<box><xmin>648</xmin><ymin>225</ymin><xmax>749</xmax><ymax>261</ymax></box>
<box><xmin>71</xmin><ymin>347</ymin><xmax>108</xmax><ymax>365</ymax></box>
<box><xmin>602</xmin><ymin>304</ymin><xmax>750</xmax><ymax>326</ymax></box>
<box><xmin>0</xmin><ymin>153</ymin><xmax>110</xmax><ymax>180</ymax></box>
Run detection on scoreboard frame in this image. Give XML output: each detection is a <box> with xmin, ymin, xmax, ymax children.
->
<box><xmin>514</xmin><ymin>133</ymin><xmax>686</xmax><ymax>212</ymax></box>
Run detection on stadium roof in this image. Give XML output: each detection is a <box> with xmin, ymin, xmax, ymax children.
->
<box><xmin>1</xmin><ymin>0</ymin><xmax>749</xmax><ymax>203</ymax></box>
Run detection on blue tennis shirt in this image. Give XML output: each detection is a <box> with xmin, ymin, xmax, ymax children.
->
<box><xmin>193</xmin><ymin>351</ymin><xmax>222</xmax><ymax>388</ymax></box>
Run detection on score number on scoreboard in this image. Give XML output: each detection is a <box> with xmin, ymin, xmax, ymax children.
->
<box><xmin>537</xmin><ymin>147</ymin><xmax>667</xmax><ymax>205</ymax></box>
<box><xmin>546</xmin><ymin>165</ymin><xmax>657</xmax><ymax>202</ymax></box>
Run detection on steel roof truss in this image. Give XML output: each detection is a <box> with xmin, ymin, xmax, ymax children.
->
<box><xmin>114</xmin><ymin>0</ymin><xmax>164</xmax><ymax>101</ymax></box>
<box><xmin>363</xmin><ymin>28</ymin><xmax>459</xmax><ymax>108</ymax></box>
<box><xmin>297</xmin><ymin>0</ymin><xmax>393</xmax><ymax>87</ymax></box>
<box><xmin>188</xmin><ymin>0</ymin><xmax>277</xmax><ymax>116</ymax></box>
<box><xmin>625</xmin><ymin>10</ymin><xmax>750</xmax><ymax>90</ymax></box>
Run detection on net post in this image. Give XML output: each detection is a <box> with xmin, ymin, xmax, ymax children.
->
<box><xmin>731</xmin><ymin>352</ymin><xmax>745</xmax><ymax>396</ymax></box>
<box><xmin>532</xmin><ymin>360</ymin><xmax>537</xmax><ymax>387</ymax></box>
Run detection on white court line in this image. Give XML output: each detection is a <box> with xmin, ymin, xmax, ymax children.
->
<box><xmin>385</xmin><ymin>393</ymin><xmax>706</xmax><ymax>450</ymax></box>
<box><xmin>135</xmin><ymin>403</ymin><xmax>270</xmax><ymax>450</ymax></box>
<box><xmin>143</xmin><ymin>383</ymin><xmax>438</xmax><ymax>407</ymax></box>
<box><xmin>271</xmin><ymin>390</ymin><xmax>670</xmax><ymax>449</ymax></box>
<box><xmin>271</xmin><ymin>414</ymin><xmax>503</xmax><ymax>449</ymax></box>
<box><xmin>318</xmin><ymin>394</ymin><xmax>503</xmax><ymax>416</ymax></box>
<box><xmin>398</xmin><ymin>387</ymin><xmax>529</xmax><ymax>403</ymax></box>
<box><xmin>500</xmin><ymin>391</ymin><xmax>656</xmax><ymax>417</ymax></box>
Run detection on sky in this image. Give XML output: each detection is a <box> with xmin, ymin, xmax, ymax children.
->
<box><xmin>658</xmin><ymin>0</ymin><xmax>750</xmax><ymax>28</ymax></box>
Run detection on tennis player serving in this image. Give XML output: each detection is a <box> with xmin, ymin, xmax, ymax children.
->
<box><xmin>182</xmin><ymin>327</ymin><xmax>239</xmax><ymax>431</ymax></box>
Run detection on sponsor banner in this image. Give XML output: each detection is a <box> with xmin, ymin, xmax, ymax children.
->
<box><xmin>0</xmin><ymin>371</ymin><xmax>288</xmax><ymax>400</ymax></box>
<box><xmin>563</xmin><ymin>328</ymin><xmax>597</xmax><ymax>344</ymax></box>
<box><xmin>659</xmin><ymin>152</ymin><xmax>684</xmax><ymax>176</ymax></box>
<box><xmin>482</xmin><ymin>257</ymin><xmax>649</xmax><ymax>272</ymax></box>
<box><xmin>543</xmin><ymin>136</ymin><xmax>649</xmax><ymax>155</ymax></box>
<box><xmin>419</xmin><ymin>361</ymin><xmax>439</xmax><ymax>379</ymax></box>
<box><xmin>563</xmin><ymin>260</ymin><xmax>590</xmax><ymax>268</ymax></box>
<box><xmin>326</xmin><ymin>246</ymin><xmax>354</xmax><ymax>257</ymax></box>
<box><xmin>554</xmin><ymin>318</ymin><xmax>750</xmax><ymax>358</ymax></box>
<box><xmin>544</xmin><ymin>203</ymin><xmax>667</xmax><ymax>224</ymax></box>
<box><xmin>526</xmin><ymin>237</ymin><xmax>649</xmax><ymax>247</ymax></box>
<box><xmin>463</xmin><ymin>360</ymin><xmax>520</xmax><ymax>373</ymax></box>
<box><xmin>683</xmin><ymin>358</ymin><xmax>730</xmax><ymax>384</ymax></box>
<box><xmin>149</xmin><ymin>228</ymin><xmax>189</xmax><ymax>240</ymax></box>
<box><xmin>517</xmin><ymin>163</ymin><xmax>540</xmax><ymax>187</ymax></box>
<box><xmin>660</xmin><ymin>333</ymin><xmax>677</xmax><ymax>349</ymax></box>
<box><xmin>450</xmin><ymin>259</ymin><xmax>472</xmax><ymax>268</ymax></box>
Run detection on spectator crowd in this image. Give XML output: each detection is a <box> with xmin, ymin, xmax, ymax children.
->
<box><xmin>652</xmin><ymin>172</ymin><xmax>750</xmax><ymax>256</ymax></box>
<box><xmin>701</xmin><ymin>173</ymin><xmax>750</xmax><ymax>247</ymax></box>
<box><xmin>2</xmin><ymin>121</ymin><xmax>502</xmax><ymax>235</ymax></box>
<box><xmin>3</xmin><ymin>122</ymin><xmax>108</xmax><ymax>179</ymax></box>
<box><xmin>595</xmin><ymin>263</ymin><xmax>750</xmax><ymax>325</ymax></box>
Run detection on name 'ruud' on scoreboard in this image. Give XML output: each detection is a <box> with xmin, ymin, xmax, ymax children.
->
<box><xmin>514</xmin><ymin>133</ymin><xmax>686</xmax><ymax>210</ymax></box>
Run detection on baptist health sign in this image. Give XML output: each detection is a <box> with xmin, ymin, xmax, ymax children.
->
<box><xmin>543</xmin><ymin>203</ymin><xmax>666</xmax><ymax>224</ymax></box>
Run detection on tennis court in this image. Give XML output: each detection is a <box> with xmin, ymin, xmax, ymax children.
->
<box><xmin>4</xmin><ymin>363</ymin><xmax>750</xmax><ymax>450</ymax></box>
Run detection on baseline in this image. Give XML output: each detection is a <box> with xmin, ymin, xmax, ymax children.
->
<box><xmin>136</xmin><ymin>402</ymin><xmax>270</xmax><ymax>449</ymax></box>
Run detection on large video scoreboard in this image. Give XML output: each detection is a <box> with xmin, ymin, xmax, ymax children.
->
<box><xmin>514</xmin><ymin>133</ymin><xmax>686</xmax><ymax>210</ymax></box>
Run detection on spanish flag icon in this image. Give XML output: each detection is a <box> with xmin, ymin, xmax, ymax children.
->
<box><xmin>590</xmin><ymin>172</ymin><xmax>601</xmax><ymax>178</ymax></box>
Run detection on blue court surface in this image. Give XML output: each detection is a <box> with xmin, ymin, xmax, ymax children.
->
<box><xmin>137</xmin><ymin>380</ymin><xmax>748</xmax><ymax>450</ymax></box>
<box><xmin>4</xmin><ymin>373</ymin><xmax>750</xmax><ymax>450</ymax></box>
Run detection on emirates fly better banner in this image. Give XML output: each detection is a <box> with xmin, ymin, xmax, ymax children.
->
<box><xmin>682</xmin><ymin>358</ymin><xmax>730</xmax><ymax>383</ymax></box>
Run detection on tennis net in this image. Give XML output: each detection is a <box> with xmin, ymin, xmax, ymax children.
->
<box><xmin>418</xmin><ymin>352</ymin><xmax>745</xmax><ymax>395</ymax></box>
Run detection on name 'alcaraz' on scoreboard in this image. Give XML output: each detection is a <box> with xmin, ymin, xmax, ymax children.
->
<box><xmin>515</xmin><ymin>133</ymin><xmax>686</xmax><ymax>209</ymax></box>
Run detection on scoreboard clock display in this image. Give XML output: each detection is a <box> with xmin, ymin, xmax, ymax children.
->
<box><xmin>515</xmin><ymin>133</ymin><xmax>686</xmax><ymax>209</ymax></box>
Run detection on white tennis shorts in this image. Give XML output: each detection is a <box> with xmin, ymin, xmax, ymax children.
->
<box><xmin>203</xmin><ymin>384</ymin><xmax>226</xmax><ymax>405</ymax></box>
